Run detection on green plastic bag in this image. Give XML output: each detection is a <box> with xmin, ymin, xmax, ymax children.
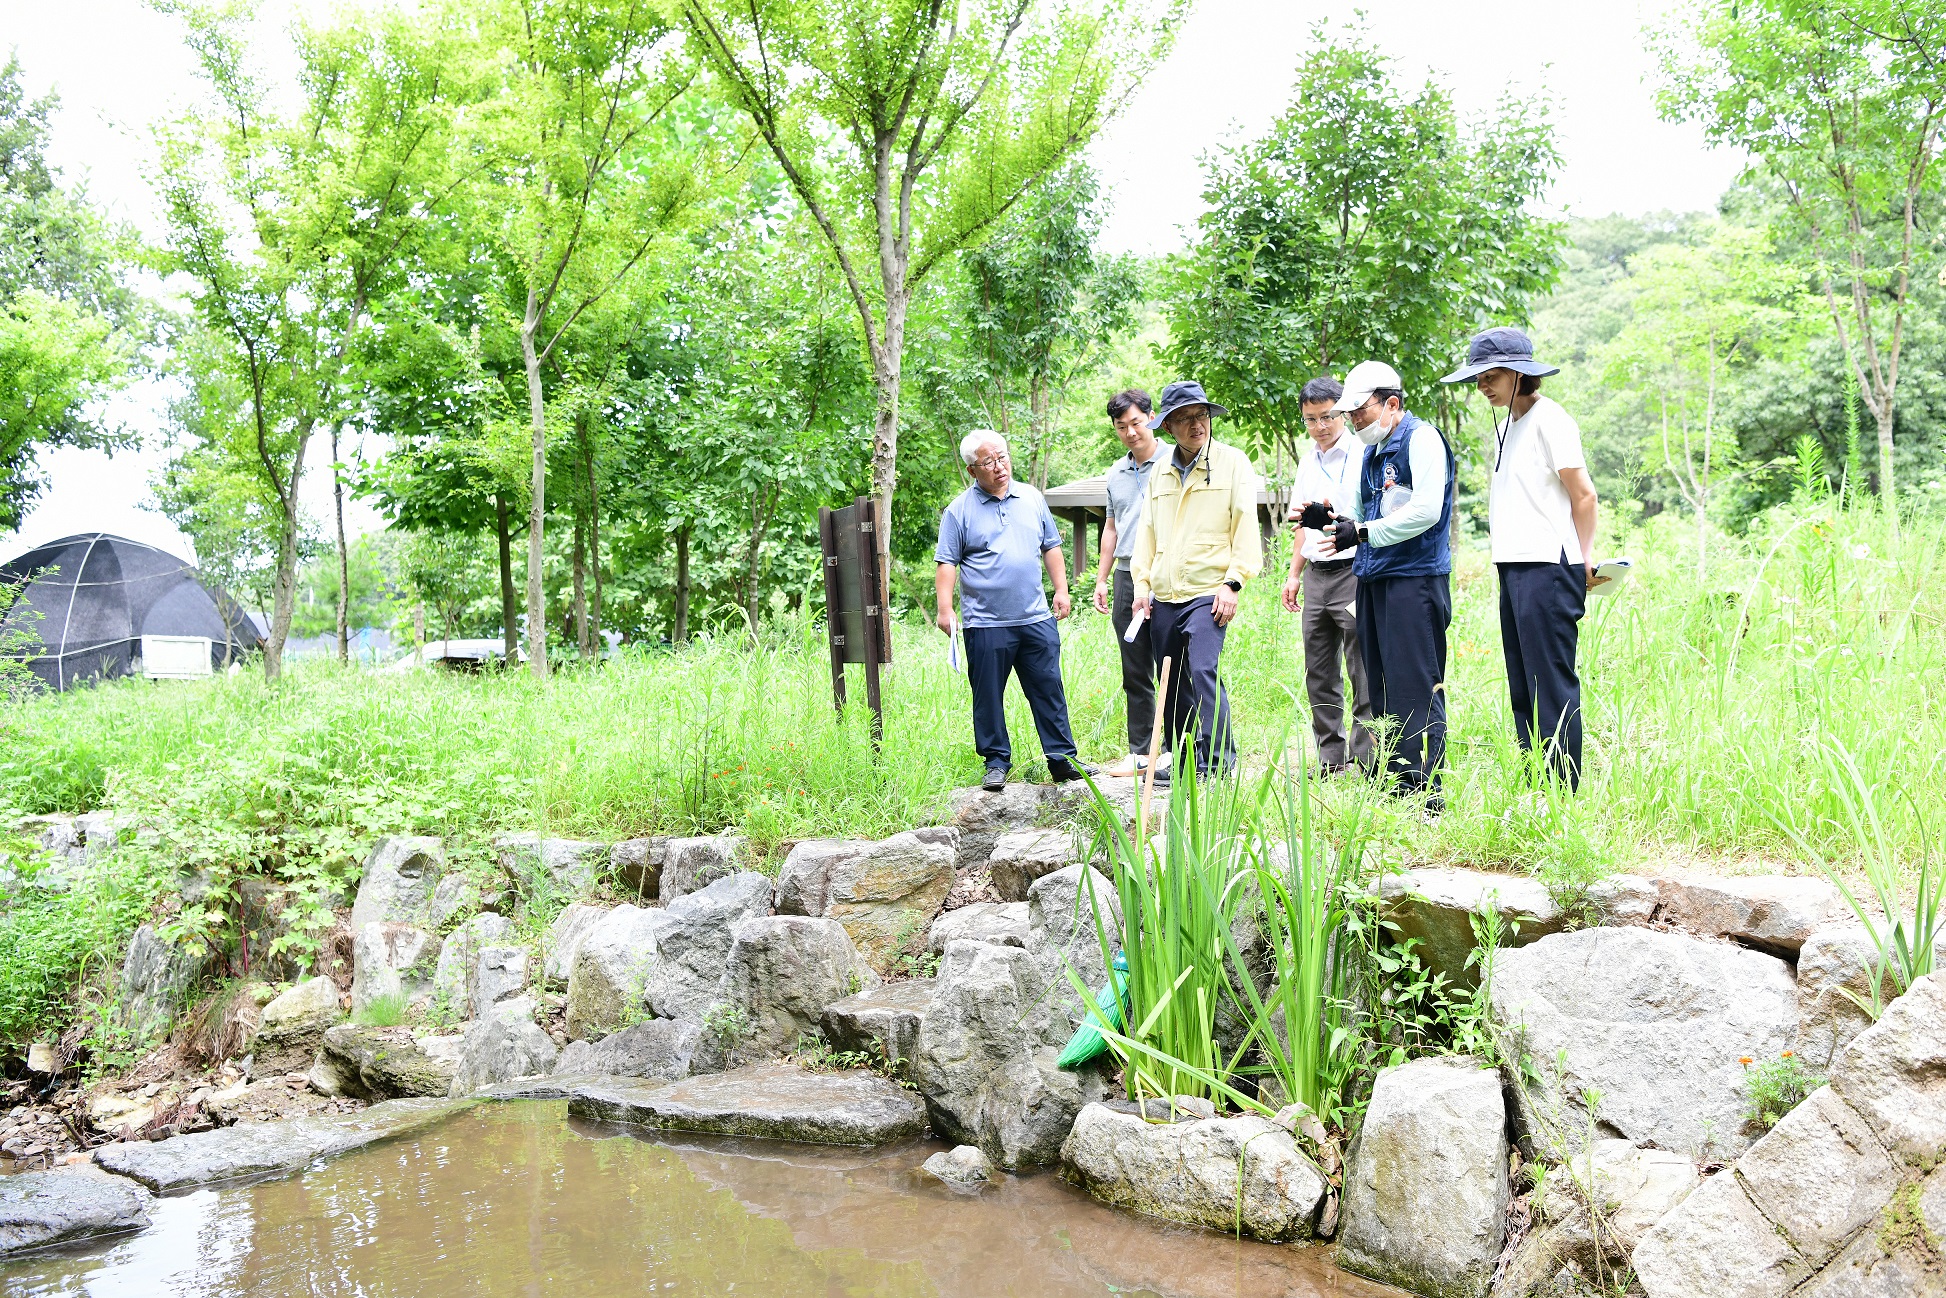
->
<box><xmin>1057</xmin><ymin>954</ymin><xmax>1128</xmax><ymax>1069</ymax></box>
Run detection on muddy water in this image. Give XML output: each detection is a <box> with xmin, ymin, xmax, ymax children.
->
<box><xmin>3</xmin><ymin>1103</ymin><xmax>1401</xmax><ymax>1297</ymax></box>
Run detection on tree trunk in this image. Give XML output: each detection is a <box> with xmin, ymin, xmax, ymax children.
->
<box><xmin>263</xmin><ymin>423</ymin><xmax>312</xmax><ymax>683</ymax></box>
<box><xmin>1875</xmin><ymin>406</ymin><xmax>1896</xmax><ymax>512</ymax></box>
<box><xmin>495</xmin><ymin>493</ymin><xmax>518</xmax><ymax>661</ymax></box>
<box><xmin>587</xmin><ymin>431</ymin><xmax>603</xmax><ymax>653</ymax></box>
<box><xmin>742</xmin><ymin>493</ymin><xmax>768</xmax><ymax>646</ymax></box>
<box><xmin>413</xmin><ymin>599</ymin><xmax>426</xmax><ymax>663</ymax></box>
<box><xmin>572</xmin><ymin>507</ymin><xmax>588</xmax><ymax>659</ymax></box>
<box><xmin>870</xmin><ymin>319</ymin><xmax>903</xmax><ymax>591</ymax></box>
<box><xmin>331</xmin><ymin>423</ymin><xmax>349</xmax><ymax>664</ymax></box>
<box><xmin>673</xmin><ymin>524</ymin><xmax>692</xmax><ymax>645</ymax></box>
<box><xmin>521</xmin><ymin>291</ymin><xmax>548</xmax><ymax>680</ymax></box>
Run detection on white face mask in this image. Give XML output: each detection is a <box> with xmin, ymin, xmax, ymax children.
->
<box><xmin>1353</xmin><ymin>408</ymin><xmax>1389</xmax><ymax>446</ymax></box>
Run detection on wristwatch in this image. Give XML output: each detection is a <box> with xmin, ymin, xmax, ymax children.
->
<box><xmin>1223</xmin><ymin>579</ymin><xmax>1242</xmax><ymax>592</ymax></box>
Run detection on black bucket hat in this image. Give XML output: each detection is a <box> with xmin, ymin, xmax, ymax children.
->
<box><xmin>1440</xmin><ymin>326</ymin><xmax>1561</xmax><ymax>384</ymax></box>
<box><xmin>1147</xmin><ymin>380</ymin><xmax>1229</xmax><ymax>431</ymax></box>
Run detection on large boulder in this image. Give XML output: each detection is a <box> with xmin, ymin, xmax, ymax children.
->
<box><xmin>118</xmin><ymin>924</ymin><xmax>209</xmax><ymax>1038</ymax></box>
<box><xmin>1632</xmin><ymin>974</ymin><xmax>1946</xmax><ymax>1298</ymax></box>
<box><xmin>911</xmin><ymin>938</ymin><xmax>1111</xmax><ymax>1168</ymax></box>
<box><xmin>1060</xmin><ymin>1103</ymin><xmax>1327</xmax><ymax>1242</ymax></box>
<box><xmin>1494</xmin><ymin>1140</ymin><xmax>1701</xmax><ymax>1294</ymax></box>
<box><xmin>311</xmin><ymin>1024</ymin><xmax>464</xmax><ymax>1100</ymax></box>
<box><xmin>426</xmin><ymin>873</ymin><xmax>479</xmax><ymax>930</ymax></box>
<box><xmin>554</xmin><ymin>1018</ymin><xmax>701</xmax><ymax>1081</ymax></box>
<box><xmin>988</xmin><ymin>829</ymin><xmax>1081</xmax><ymax>903</ymax></box>
<box><xmin>447</xmin><ymin>1014</ymin><xmax>559</xmax><ymax>1095</ymax></box>
<box><xmin>568</xmin><ymin>1063</ymin><xmax>926</xmax><ymax>1145</ymax></box>
<box><xmin>819</xmin><ymin>979</ymin><xmax>934</xmax><ymax>1066</ymax></box>
<box><xmin>473</xmin><ymin>947</ymin><xmax>529</xmax><ymax>1018</ymax></box>
<box><xmin>947</xmin><ymin>778</ymin><xmax>1140</xmax><ymax>873</ymax></box>
<box><xmin>563</xmin><ymin>905</ymin><xmax>666</xmax><ymax>1041</ymax></box>
<box><xmin>544</xmin><ymin>902</ymin><xmax>609</xmax><ymax>988</ymax></box>
<box><xmin>1376</xmin><ymin>867</ymin><xmax>1571</xmax><ymax>988</ymax></box>
<box><xmin>1792</xmin><ymin>920</ymin><xmax>1946</xmax><ymax>1070</ymax></box>
<box><xmin>0</xmin><ymin>1165</ymin><xmax>152</xmax><ymax>1257</ymax></box>
<box><xmin>657</xmin><ymin>834</ymin><xmax>743</xmax><ymax>901</ymax></box>
<box><xmin>927</xmin><ymin>901</ymin><xmax>1029</xmax><ymax>953</ymax></box>
<box><xmin>1337</xmin><ymin>1057</ymin><xmax>1508</xmax><ymax>1298</ymax></box>
<box><xmin>496</xmin><ymin>833</ymin><xmax>608</xmax><ymax>897</ymax></box>
<box><xmin>349</xmin><ymin>836</ymin><xmax>445</xmax><ymax>929</ymax></box>
<box><xmin>1026</xmin><ymin>865</ymin><xmax>1123</xmax><ymax>1040</ymax></box>
<box><xmin>253</xmin><ymin>975</ymin><xmax>342</xmax><ymax>1074</ymax></box>
<box><xmin>1655</xmin><ymin>874</ymin><xmax>1843</xmax><ymax>956</ymax></box>
<box><xmin>610</xmin><ymin>837</ymin><xmax>666</xmax><ymax>898</ymax></box>
<box><xmin>642</xmin><ymin>871</ymin><xmax>774</xmax><ymax>1022</ymax></box>
<box><xmin>428</xmin><ymin>913</ymin><xmax>515</xmax><ymax>1019</ymax></box>
<box><xmin>701</xmin><ymin>916</ymin><xmax>876</xmax><ymax>1070</ymax></box>
<box><xmin>774</xmin><ymin>830</ymin><xmax>957</xmax><ymax>967</ymax></box>
<box><xmin>1491</xmin><ymin>926</ymin><xmax>1797</xmax><ymax>1160</ymax></box>
<box><xmin>349</xmin><ymin>923</ymin><xmax>442</xmax><ymax>1015</ymax></box>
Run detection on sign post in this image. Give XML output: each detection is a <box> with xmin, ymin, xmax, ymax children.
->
<box><xmin>817</xmin><ymin>496</ymin><xmax>891</xmax><ymax>745</ymax></box>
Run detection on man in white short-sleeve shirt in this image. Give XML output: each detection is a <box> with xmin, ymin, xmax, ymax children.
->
<box><xmin>1441</xmin><ymin>327</ymin><xmax>1600</xmax><ymax>787</ymax></box>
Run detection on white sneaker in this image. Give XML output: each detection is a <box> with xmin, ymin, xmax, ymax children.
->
<box><xmin>1104</xmin><ymin>753</ymin><xmax>1147</xmax><ymax>778</ymax></box>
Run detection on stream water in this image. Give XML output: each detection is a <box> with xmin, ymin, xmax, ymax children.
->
<box><xmin>2</xmin><ymin>1102</ymin><xmax>1400</xmax><ymax>1297</ymax></box>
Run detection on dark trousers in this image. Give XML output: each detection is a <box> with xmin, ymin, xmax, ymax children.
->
<box><xmin>1150</xmin><ymin>595</ymin><xmax>1235</xmax><ymax>777</ymax></box>
<box><xmin>1355</xmin><ymin>573</ymin><xmax>1451</xmax><ymax>798</ymax></box>
<box><xmin>1111</xmin><ymin>567</ymin><xmax>1156</xmax><ymax>754</ymax></box>
<box><xmin>1301</xmin><ymin>562</ymin><xmax>1374</xmax><ymax>769</ymax></box>
<box><xmin>1497</xmin><ymin>556</ymin><xmax>1586</xmax><ymax>788</ymax></box>
<box><xmin>963</xmin><ymin>618</ymin><xmax>1077</xmax><ymax>768</ymax></box>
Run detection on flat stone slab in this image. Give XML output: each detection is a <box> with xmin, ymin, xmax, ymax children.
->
<box><xmin>93</xmin><ymin>1096</ymin><xmax>473</xmax><ymax>1192</ymax></box>
<box><xmin>820</xmin><ymin>979</ymin><xmax>935</xmax><ymax>1064</ymax></box>
<box><xmin>0</xmin><ymin>1166</ymin><xmax>152</xmax><ymax>1257</ymax></box>
<box><xmin>568</xmin><ymin>1063</ymin><xmax>926</xmax><ymax>1146</ymax></box>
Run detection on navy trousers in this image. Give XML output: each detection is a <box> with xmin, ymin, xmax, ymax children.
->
<box><xmin>1355</xmin><ymin>573</ymin><xmax>1451</xmax><ymax>799</ymax></box>
<box><xmin>1497</xmin><ymin>555</ymin><xmax>1586</xmax><ymax>788</ymax></box>
<box><xmin>963</xmin><ymin>618</ymin><xmax>1078</xmax><ymax>767</ymax></box>
<box><xmin>1149</xmin><ymin>595</ymin><xmax>1236</xmax><ymax>777</ymax></box>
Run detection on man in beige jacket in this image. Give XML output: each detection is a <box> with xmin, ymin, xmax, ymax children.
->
<box><xmin>1131</xmin><ymin>381</ymin><xmax>1264</xmax><ymax>781</ymax></box>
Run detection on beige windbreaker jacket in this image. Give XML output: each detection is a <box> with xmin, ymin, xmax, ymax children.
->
<box><xmin>1130</xmin><ymin>438</ymin><xmax>1264</xmax><ymax>603</ymax></box>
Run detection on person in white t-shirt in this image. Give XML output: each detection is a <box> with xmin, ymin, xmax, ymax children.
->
<box><xmin>1441</xmin><ymin>327</ymin><xmax>1600</xmax><ymax>788</ymax></box>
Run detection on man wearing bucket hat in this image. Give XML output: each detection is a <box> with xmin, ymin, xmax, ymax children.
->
<box><xmin>1316</xmin><ymin>361</ymin><xmax>1455</xmax><ymax>807</ymax></box>
<box><xmin>1440</xmin><ymin>326</ymin><xmax>1600</xmax><ymax>788</ymax></box>
<box><xmin>1129</xmin><ymin>380</ymin><xmax>1264</xmax><ymax>781</ymax></box>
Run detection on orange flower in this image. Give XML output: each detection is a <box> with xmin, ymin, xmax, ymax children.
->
<box><xmin>1738</xmin><ymin>1056</ymin><xmax>1754</xmax><ymax>1066</ymax></box>
<box><xmin>1780</xmin><ymin>1050</ymin><xmax>1794</xmax><ymax>1059</ymax></box>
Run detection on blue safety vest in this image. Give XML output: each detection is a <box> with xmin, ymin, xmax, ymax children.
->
<box><xmin>1354</xmin><ymin>411</ymin><xmax>1455</xmax><ymax>581</ymax></box>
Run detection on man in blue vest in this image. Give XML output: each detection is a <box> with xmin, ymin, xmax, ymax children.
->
<box><xmin>1318</xmin><ymin>361</ymin><xmax>1456</xmax><ymax>810</ymax></box>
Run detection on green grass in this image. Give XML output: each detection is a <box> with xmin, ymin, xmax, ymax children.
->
<box><xmin>2</xmin><ymin>497</ymin><xmax>1940</xmax><ymax>889</ymax></box>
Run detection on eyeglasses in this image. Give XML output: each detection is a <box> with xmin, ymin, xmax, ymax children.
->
<box><xmin>971</xmin><ymin>453</ymin><xmax>1010</xmax><ymax>471</ymax></box>
<box><xmin>1300</xmin><ymin>413</ymin><xmax>1344</xmax><ymax>427</ymax></box>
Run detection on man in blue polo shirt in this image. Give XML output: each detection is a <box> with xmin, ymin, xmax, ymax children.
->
<box><xmin>935</xmin><ymin>429</ymin><xmax>1095</xmax><ymax>792</ymax></box>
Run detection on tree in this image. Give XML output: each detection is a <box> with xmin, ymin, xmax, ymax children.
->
<box><xmin>681</xmin><ymin>0</ymin><xmax>1183</xmax><ymax>577</ymax></box>
<box><xmin>1165</xmin><ymin>24</ymin><xmax>1562</xmax><ymax>468</ymax></box>
<box><xmin>1656</xmin><ymin>0</ymin><xmax>1945</xmax><ymax>512</ymax></box>
<box><xmin>0</xmin><ymin>56</ymin><xmax>138</xmax><ymax>532</ymax></box>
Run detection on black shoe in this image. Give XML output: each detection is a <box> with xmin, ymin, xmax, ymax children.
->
<box><xmin>982</xmin><ymin>763</ymin><xmax>1009</xmax><ymax>792</ymax></box>
<box><xmin>1046</xmin><ymin>756</ymin><xmax>1098</xmax><ymax>783</ymax></box>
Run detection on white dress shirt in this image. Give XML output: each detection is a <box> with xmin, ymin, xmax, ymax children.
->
<box><xmin>1293</xmin><ymin>433</ymin><xmax>1366</xmax><ymax>563</ymax></box>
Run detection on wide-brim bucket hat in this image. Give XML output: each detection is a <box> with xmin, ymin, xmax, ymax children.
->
<box><xmin>1148</xmin><ymin>380</ymin><xmax>1229</xmax><ymax>431</ymax></box>
<box><xmin>1440</xmin><ymin>326</ymin><xmax>1561</xmax><ymax>383</ymax></box>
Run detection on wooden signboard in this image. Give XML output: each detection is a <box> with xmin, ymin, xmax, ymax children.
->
<box><xmin>817</xmin><ymin>496</ymin><xmax>891</xmax><ymax>743</ymax></box>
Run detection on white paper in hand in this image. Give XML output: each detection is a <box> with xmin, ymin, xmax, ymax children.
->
<box><xmin>947</xmin><ymin>617</ymin><xmax>962</xmax><ymax>672</ymax></box>
<box><xmin>1123</xmin><ymin>607</ymin><xmax>1148</xmax><ymax>644</ymax></box>
<box><xmin>1588</xmin><ymin>558</ymin><xmax>1633</xmax><ymax>599</ymax></box>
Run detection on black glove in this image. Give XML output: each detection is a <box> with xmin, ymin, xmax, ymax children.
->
<box><xmin>1331</xmin><ymin>518</ymin><xmax>1360</xmax><ymax>553</ymax></box>
<box><xmin>1298</xmin><ymin>501</ymin><xmax>1335</xmax><ymax>531</ymax></box>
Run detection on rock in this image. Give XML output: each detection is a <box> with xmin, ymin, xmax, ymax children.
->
<box><xmin>1655</xmin><ymin>874</ymin><xmax>1843</xmax><ymax>956</ymax></box>
<box><xmin>611</xmin><ymin>837</ymin><xmax>666</xmax><ymax>898</ymax></box>
<box><xmin>1338</xmin><ymin>1057</ymin><xmax>1508</xmax><ymax>1298</ymax></box>
<box><xmin>774</xmin><ymin>831</ymin><xmax>958</xmax><ymax>966</ymax></box>
<box><xmin>1491</xmin><ymin>926</ymin><xmax>1798</xmax><ymax>1160</ymax></box>
<box><xmin>118</xmin><ymin>924</ymin><xmax>208</xmax><ymax>1038</ymax></box>
<box><xmin>553</xmin><ymin>1018</ymin><xmax>701</xmax><ymax>1080</ymax></box>
<box><xmin>447</xmin><ymin>1014</ymin><xmax>560</xmax><ymax>1095</ymax></box>
<box><xmin>921</xmin><ymin>1144</ymin><xmax>993</xmax><ymax>1187</ymax></box>
<box><xmin>703</xmin><ymin>916</ymin><xmax>876</xmax><ymax>1070</ymax></box>
<box><xmin>563</xmin><ymin>904</ymin><xmax>666</xmax><ymax>1041</ymax></box>
<box><xmin>820</xmin><ymin>979</ymin><xmax>934</xmax><ymax>1065</ymax></box>
<box><xmin>94</xmin><ymin>1096</ymin><xmax>471</xmax><ymax>1191</ymax></box>
<box><xmin>428</xmin><ymin>913</ymin><xmax>515</xmax><ymax>1018</ymax></box>
<box><xmin>1026</xmin><ymin>864</ymin><xmax>1123</xmax><ymax>1039</ymax></box>
<box><xmin>349</xmin><ymin>835</ymin><xmax>445</xmax><ymax>930</ymax></box>
<box><xmin>948</xmin><ymin>783</ymin><xmax>1051</xmax><ymax>871</ymax></box>
<box><xmin>927</xmin><ymin>901</ymin><xmax>1029</xmax><ymax>953</ymax></box>
<box><xmin>496</xmin><ymin>833</ymin><xmax>608</xmax><ymax>897</ymax></box>
<box><xmin>254</xmin><ymin>975</ymin><xmax>342</xmax><ymax>1073</ymax></box>
<box><xmin>544</xmin><ymin>903</ymin><xmax>609</xmax><ymax>988</ymax></box>
<box><xmin>349</xmin><ymin>923</ymin><xmax>442</xmax><ymax>1015</ymax></box>
<box><xmin>1060</xmin><ymin>1103</ymin><xmax>1327</xmax><ymax>1241</ymax></box>
<box><xmin>643</xmin><ymin>871</ymin><xmax>774</xmax><ymax>1023</ymax></box>
<box><xmin>1632</xmin><ymin>1167</ymin><xmax>1809</xmax><ymax>1298</ymax></box>
<box><xmin>567</xmin><ymin>1062</ymin><xmax>926</xmax><ymax>1145</ymax></box>
<box><xmin>25</xmin><ymin>1042</ymin><xmax>57</xmax><ymax>1075</ymax></box>
<box><xmin>315</xmin><ymin>1025</ymin><xmax>464</xmax><ymax>1099</ymax></box>
<box><xmin>426</xmin><ymin>874</ymin><xmax>479</xmax><ymax>930</ymax></box>
<box><xmin>1585</xmin><ymin>873</ymin><xmax>1660</xmax><ymax>926</ymax></box>
<box><xmin>1377</xmin><ymin>867</ymin><xmax>1571</xmax><ymax>988</ymax></box>
<box><xmin>657</xmin><ymin>833</ymin><xmax>743</xmax><ymax>901</ymax></box>
<box><xmin>988</xmin><ymin>829</ymin><xmax>1080</xmax><ymax>903</ymax></box>
<box><xmin>1498</xmin><ymin>1140</ymin><xmax>1701</xmax><ymax>1291</ymax></box>
<box><xmin>1825</xmin><ymin>971</ymin><xmax>1946</xmax><ymax>1167</ymax></box>
<box><xmin>1794</xmin><ymin>921</ymin><xmax>1946</xmax><ymax>1070</ymax></box>
<box><xmin>472</xmin><ymin>946</ymin><xmax>528</xmax><ymax>1015</ymax></box>
<box><xmin>0</xmin><ymin>1165</ymin><xmax>152</xmax><ymax>1257</ymax></box>
<box><xmin>1792</xmin><ymin>1162</ymin><xmax>1946</xmax><ymax>1298</ymax></box>
<box><xmin>911</xmin><ymin>939</ymin><xmax>1110</xmax><ymax>1168</ymax></box>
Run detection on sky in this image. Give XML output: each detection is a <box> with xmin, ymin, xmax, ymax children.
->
<box><xmin>0</xmin><ymin>0</ymin><xmax>1745</xmax><ymax>567</ymax></box>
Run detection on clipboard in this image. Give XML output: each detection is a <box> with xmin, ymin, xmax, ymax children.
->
<box><xmin>1588</xmin><ymin>558</ymin><xmax>1633</xmax><ymax>598</ymax></box>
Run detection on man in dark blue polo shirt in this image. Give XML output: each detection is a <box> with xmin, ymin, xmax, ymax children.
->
<box><xmin>935</xmin><ymin>430</ymin><xmax>1094</xmax><ymax>792</ymax></box>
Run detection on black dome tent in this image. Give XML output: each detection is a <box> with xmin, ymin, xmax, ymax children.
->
<box><xmin>0</xmin><ymin>533</ymin><xmax>261</xmax><ymax>691</ymax></box>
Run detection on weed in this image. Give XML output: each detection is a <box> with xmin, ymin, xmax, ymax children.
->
<box><xmin>353</xmin><ymin>992</ymin><xmax>409</xmax><ymax>1027</ymax></box>
<box><xmin>1740</xmin><ymin>1052</ymin><xmax>1820</xmax><ymax>1130</ymax></box>
<box><xmin>1878</xmin><ymin>1181</ymin><xmax>1944</xmax><ymax>1262</ymax></box>
<box><xmin>702</xmin><ymin>1001</ymin><xmax>751</xmax><ymax>1047</ymax></box>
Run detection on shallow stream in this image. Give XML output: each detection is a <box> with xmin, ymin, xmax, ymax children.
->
<box><xmin>2</xmin><ymin>1102</ymin><xmax>1399</xmax><ymax>1297</ymax></box>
